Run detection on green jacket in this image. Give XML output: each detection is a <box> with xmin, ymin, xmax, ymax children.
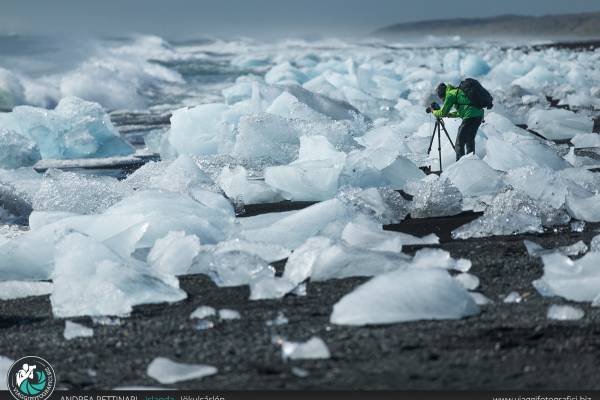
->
<box><xmin>433</xmin><ymin>84</ymin><xmax>484</xmax><ymax>119</ymax></box>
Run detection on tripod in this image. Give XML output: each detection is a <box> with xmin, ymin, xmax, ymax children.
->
<box><xmin>427</xmin><ymin>117</ymin><xmax>455</xmax><ymax>173</ymax></box>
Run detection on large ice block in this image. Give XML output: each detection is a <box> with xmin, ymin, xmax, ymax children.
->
<box><xmin>331</xmin><ymin>268</ymin><xmax>479</xmax><ymax>325</ymax></box>
<box><xmin>1</xmin><ymin>97</ymin><xmax>134</xmax><ymax>159</ymax></box>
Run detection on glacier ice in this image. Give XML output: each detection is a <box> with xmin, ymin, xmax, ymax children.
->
<box><xmin>483</xmin><ymin>134</ymin><xmax>569</xmax><ymax>172</ymax></box>
<box><xmin>0</xmin><ymin>97</ymin><xmax>134</xmax><ymax>159</ymax></box>
<box><xmin>192</xmin><ymin>249</ymin><xmax>274</xmax><ymax>287</ymax></box>
<box><xmin>33</xmin><ymin>169</ymin><xmax>131</xmax><ymax>214</ymax></box>
<box><xmin>453</xmin><ymin>273</ymin><xmax>480</xmax><ymax>290</ymax></box>
<box><xmin>240</xmin><ymin>198</ymin><xmax>350</xmax><ymax>249</ymax></box>
<box><xmin>232</xmin><ymin>113</ymin><xmax>300</xmax><ymax>163</ymax></box>
<box><xmin>331</xmin><ymin>268</ymin><xmax>479</xmax><ymax>325</ymax></box>
<box><xmin>147</xmin><ymin>231</ymin><xmax>201</xmax><ymax>276</ymax></box>
<box><xmin>147</xmin><ymin>357</ymin><xmax>217</xmax><ymax>384</ymax></box>
<box><xmin>591</xmin><ymin>234</ymin><xmax>600</xmax><ymax>252</ymax></box>
<box><xmin>266</xmin><ymin>312</ymin><xmax>289</xmax><ymax>326</ymax></box>
<box><xmin>451</xmin><ymin>188</ymin><xmax>568</xmax><ymax>239</ymax></box>
<box><xmin>218</xmin><ymin>165</ymin><xmax>282</xmax><ymax>204</ymax></box>
<box><xmin>407</xmin><ymin>175</ymin><xmax>463</xmax><ymax>218</ymax></box>
<box><xmin>440</xmin><ymin>154</ymin><xmax>504</xmax><ymax>197</ymax></box>
<box><xmin>0</xmin><ymin>127</ymin><xmax>40</xmax><ymax>168</ymax></box>
<box><xmin>534</xmin><ymin>252</ymin><xmax>600</xmax><ymax>302</ymax></box>
<box><xmin>527</xmin><ymin>108</ymin><xmax>593</xmax><ymax>141</ymax></box>
<box><xmin>249</xmin><ymin>276</ymin><xmax>297</xmax><ymax>300</ymax></box>
<box><xmin>547</xmin><ymin>305</ymin><xmax>584</xmax><ymax>321</ymax></box>
<box><xmin>565</xmin><ymin>193</ymin><xmax>600</xmax><ymax>223</ymax></box>
<box><xmin>64</xmin><ymin>321</ymin><xmax>94</xmax><ymax>340</ymax></box>
<box><xmin>571</xmin><ymin>133</ymin><xmax>600</xmax><ymax>148</ymax></box>
<box><xmin>524</xmin><ymin>239</ymin><xmax>588</xmax><ymax>257</ymax></box>
<box><xmin>505</xmin><ymin>166</ymin><xmax>568</xmax><ymax>209</ymax></box>
<box><xmin>167</xmin><ymin>103</ymin><xmax>234</xmax><ymax>156</ymax></box>
<box><xmin>503</xmin><ymin>291</ymin><xmax>522</xmax><ymax>303</ymax></box>
<box><xmin>190</xmin><ymin>306</ymin><xmax>216</xmax><ymax>320</ymax></box>
<box><xmin>0</xmin><ymin>281</ymin><xmax>53</xmax><ymax>300</ymax></box>
<box><xmin>50</xmin><ymin>232</ymin><xmax>186</xmax><ymax>317</ymax></box>
<box><xmin>470</xmin><ymin>292</ymin><xmax>493</xmax><ymax>305</ymax></box>
<box><xmin>264</xmin><ymin>135</ymin><xmax>346</xmax><ymax>201</ymax></box>
<box><xmin>219</xmin><ymin>309</ymin><xmax>241</xmax><ymax>320</ymax></box>
<box><xmin>284</xmin><ymin>236</ymin><xmax>410</xmax><ymax>283</ymax></box>
<box><xmin>411</xmin><ymin>248</ymin><xmax>471</xmax><ymax>272</ymax></box>
<box><xmin>277</xmin><ymin>336</ymin><xmax>331</xmax><ymax>361</ymax></box>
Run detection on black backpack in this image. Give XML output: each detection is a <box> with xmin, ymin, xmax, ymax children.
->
<box><xmin>459</xmin><ymin>78</ymin><xmax>493</xmax><ymax>109</ymax></box>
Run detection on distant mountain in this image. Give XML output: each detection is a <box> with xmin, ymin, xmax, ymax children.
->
<box><xmin>373</xmin><ymin>12</ymin><xmax>600</xmax><ymax>39</ymax></box>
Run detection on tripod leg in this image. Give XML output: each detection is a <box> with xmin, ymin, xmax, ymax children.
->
<box><xmin>437</xmin><ymin>123</ymin><xmax>443</xmax><ymax>172</ymax></box>
<box><xmin>439</xmin><ymin>120</ymin><xmax>455</xmax><ymax>148</ymax></box>
<box><xmin>427</xmin><ymin>121</ymin><xmax>437</xmax><ymax>155</ymax></box>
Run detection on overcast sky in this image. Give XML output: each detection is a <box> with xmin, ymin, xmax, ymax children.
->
<box><xmin>2</xmin><ymin>0</ymin><xmax>600</xmax><ymax>39</ymax></box>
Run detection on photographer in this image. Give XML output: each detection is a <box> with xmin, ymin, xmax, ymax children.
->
<box><xmin>429</xmin><ymin>82</ymin><xmax>484</xmax><ymax>161</ymax></box>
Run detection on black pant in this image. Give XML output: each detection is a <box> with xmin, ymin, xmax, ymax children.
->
<box><xmin>455</xmin><ymin>117</ymin><xmax>482</xmax><ymax>161</ymax></box>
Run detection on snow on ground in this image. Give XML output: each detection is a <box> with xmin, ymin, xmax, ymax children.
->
<box><xmin>1</xmin><ymin>36</ymin><xmax>600</xmax><ymax>325</ymax></box>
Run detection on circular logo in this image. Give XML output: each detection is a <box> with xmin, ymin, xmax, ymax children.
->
<box><xmin>6</xmin><ymin>356</ymin><xmax>56</xmax><ymax>400</ymax></box>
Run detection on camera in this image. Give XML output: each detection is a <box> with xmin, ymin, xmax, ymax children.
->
<box><xmin>425</xmin><ymin>101</ymin><xmax>440</xmax><ymax>113</ymax></box>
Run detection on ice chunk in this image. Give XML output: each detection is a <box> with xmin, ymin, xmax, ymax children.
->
<box><xmin>277</xmin><ymin>336</ymin><xmax>331</xmax><ymax>361</ymax></box>
<box><xmin>571</xmin><ymin>133</ymin><xmax>600</xmax><ymax>148</ymax></box>
<box><xmin>249</xmin><ymin>276</ymin><xmax>297</xmax><ymax>300</ymax></box>
<box><xmin>440</xmin><ymin>154</ymin><xmax>504</xmax><ymax>197</ymax></box>
<box><xmin>512</xmin><ymin>66</ymin><xmax>562</xmax><ymax>90</ymax></box>
<box><xmin>460</xmin><ymin>54</ymin><xmax>490</xmax><ymax>76</ymax></box>
<box><xmin>51</xmin><ymin>232</ymin><xmax>186</xmax><ymax>317</ymax></box>
<box><xmin>64</xmin><ymin>321</ymin><xmax>94</xmax><ymax>340</ymax></box>
<box><xmin>104</xmin><ymin>190</ymin><xmax>235</xmax><ymax>247</ymax></box>
<box><xmin>241</xmin><ymin>198</ymin><xmax>350</xmax><ymax>249</ymax></box>
<box><xmin>266</xmin><ymin>312</ymin><xmax>289</xmax><ymax>326</ymax></box>
<box><xmin>265</xmin><ymin>62</ymin><xmax>307</xmax><ymax>85</ymax></box>
<box><xmin>452</xmin><ymin>189</ymin><xmax>548</xmax><ymax>239</ymax></box>
<box><xmin>2</xmin><ymin>97</ymin><xmax>134</xmax><ymax>159</ymax></box>
<box><xmin>547</xmin><ymin>305</ymin><xmax>584</xmax><ymax>321</ymax></box>
<box><xmin>591</xmin><ymin>234</ymin><xmax>600</xmax><ymax>252</ymax></box>
<box><xmin>337</xmin><ymin>187</ymin><xmax>410</xmax><ymax>225</ymax></box>
<box><xmin>331</xmin><ymin>268</ymin><xmax>479</xmax><ymax>325</ymax></box>
<box><xmin>534</xmin><ymin>252</ymin><xmax>600</xmax><ymax>301</ymax></box>
<box><xmin>483</xmin><ymin>134</ymin><xmax>569</xmax><ymax>172</ymax></box>
<box><xmin>204</xmin><ymin>238</ymin><xmax>290</xmax><ymax>263</ymax></box>
<box><xmin>190</xmin><ymin>306</ymin><xmax>216</xmax><ymax>320</ymax></box>
<box><xmin>33</xmin><ymin>169</ymin><xmax>130</xmax><ymax>214</ymax></box>
<box><xmin>147</xmin><ymin>231</ymin><xmax>201</xmax><ymax>276</ymax></box>
<box><xmin>284</xmin><ymin>236</ymin><xmax>410</xmax><ymax>283</ymax></box>
<box><xmin>167</xmin><ymin>103</ymin><xmax>234</xmax><ymax>156</ymax></box>
<box><xmin>340</xmin><ymin>219</ymin><xmax>404</xmax><ymax>253</ymax></box>
<box><xmin>341</xmin><ymin>148</ymin><xmax>425</xmax><ymax>190</ymax></box>
<box><xmin>411</xmin><ymin>248</ymin><xmax>471</xmax><ymax>272</ymax></box>
<box><xmin>505</xmin><ymin>166</ymin><xmax>568</xmax><ymax>209</ymax></box>
<box><xmin>407</xmin><ymin>175</ymin><xmax>463</xmax><ymax>218</ymax></box>
<box><xmin>570</xmin><ymin>221</ymin><xmax>586</xmax><ymax>233</ymax></box>
<box><xmin>264</xmin><ymin>136</ymin><xmax>346</xmax><ymax>201</ymax></box>
<box><xmin>0</xmin><ymin>281</ymin><xmax>53</xmax><ymax>300</ymax></box>
<box><xmin>233</xmin><ymin>113</ymin><xmax>300</xmax><ymax>163</ymax></box>
<box><xmin>524</xmin><ymin>239</ymin><xmax>588</xmax><ymax>257</ymax></box>
<box><xmin>0</xmin><ymin>355</ymin><xmax>14</xmax><ymax>390</ymax></box>
<box><xmin>217</xmin><ymin>166</ymin><xmax>282</xmax><ymax>204</ymax></box>
<box><xmin>0</xmin><ymin>127</ymin><xmax>40</xmax><ymax>168</ymax></box>
<box><xmin>528</xmin><ymin>108</ymin><xmax>593</xmax><ymax>141</ymax></box>
<box><xmin>453</xmin><ymin>273</ymin><xmax>480</xmax><ymax>290</ymax></box>
<box><xmin>566</xmin><ymin>192</ymin><xmax>600</xmax><ymax>223</ymax></box>
<box><xmin>219</xmin><ymin>309</ymin><xmax>241</xmax><ymax>320</ymax></box>
<box><xmin>268</xmin><ymin>85</ymin><xmax>362</xmax><ymax>121</ymax></box>
<box><xmin>147</xmin><ymin>357</ymin><xmax>217</xmax><ymax>384</ymax></box>
<box><xmin>470</xmin><ymin>292</ymin><xmax>492</xmax><ymax>305</ymax></box>
<box><xmin>503</xmin><ymin>291</ymin><xmax>522</xmax><ymax>303</ymax></box>
<box><xmin>148</xmin><ymin>155</ymin><xmax>213</xmax><ymax>193</ymax></box>
<box><xmin>192</xmin><ymin>250</ymin><xmax>274</xmax><ymax>287</ymax></box>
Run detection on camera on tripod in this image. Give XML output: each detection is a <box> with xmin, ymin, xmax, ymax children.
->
<box><xmin>425</xmin><ymin>102</ymin><xmax>440</xmax><ymax>114</ymax></box>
